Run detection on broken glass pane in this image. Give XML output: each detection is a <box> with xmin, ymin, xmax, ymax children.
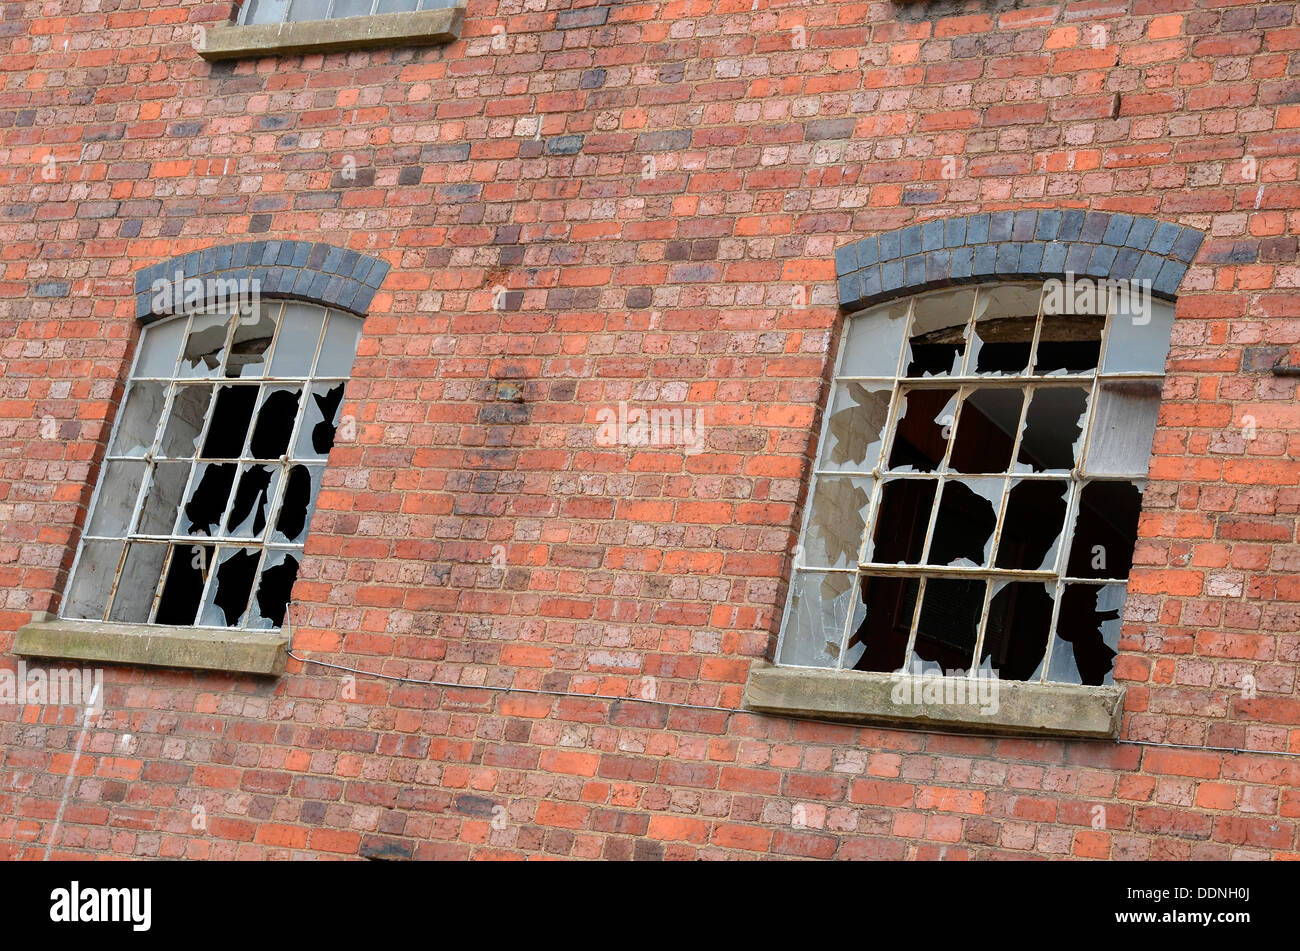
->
<box><xmin>62</xmin><ymin>540</ymin><xmax>126</xmax><ymax>620</ymax></box>
<box><xmin>248</xmin><ymin>549</ymin><xmax>302</xmax><ymax>629</ymax></box>
<box><xmin>1066</xmin><ymin>480</ymin><xmax>1142</xmax><ymax>580</ymax></box>
<box><xmin>272</xmin><ymin>464</ymin><xmax>324</xmax><ymax>543</ymax></box>
<box><xmin>1085</xmin><ymin>380</ymin><xmax>1161</xmax><ymax>476</ymax></box>
<box><xmin>849</xmin><ymin>574</ymin><xmax>918</xmax><ymax>673</ymax></box>
<box><xmin>776</xmin><ymin>570</ymin><xmax>854</xmax><ymax>667</ymax></box>
<box><xmin>968</xmin><ymin>285</ymin><xmax>1039</xmax><ymax>375</ymax></box>
<box><xmin>947</xmin><ymin>388</ymin><xmax>1024</xmax><ymax>473</ymax></box>
<box><xmin>866</xmin><ymin>478</ymin><xmax>935</xmax><ymax>564</ymax></box>
<box><xmin>108</xmin><ymin>382</ymin><xmax>165</xmax><ymax>457</ymax></box>
<box><xmin>294</xmin><ymin>382</ymin><xmax>346</xmax><ymax>460</ymax></box>
<box><xmin>887</xmin><ymin>388</ymin><xmax>956</xmax><ymax>472</ymax></box>
<box><xmin>1101</xmin><ymin>298</ymin><xmax>1176</xmax><ymax>375</ymax></box>
<box><xmin>199</xmin><ymin>547</ymin><xmax>261</xmax><ymax>627</ymax></box>
<box><xmin>1048</xmin><ymin>583</ymin><xmax>1125</xmax><ymax>685</ymax></box>
<box><xmin>107</xmin><ymin>542</ymin><xmax>168</xmax><ymax>623</ymax></box>
<box><xmin>839</xmin><ymin>299</ymin><xmax>909</xmax><ymax>378</ymax></box>
<box><xmin>179</xmin><ymin>312</ymin><xmax>232</xmax><ymax>378</ymax></box>
<box><xmin>226</xmin><ymin>306</ymin><xmax>277</xmax><ymax>378</ymax></box>
<box><xmin>926</xmin><ymin>477</ymin><xmax>1000</xmax><ymax>567</ymax></box>
<box><xmin>154</xmin><ymin>542</ymin><xmax>213</xmax><ymax>625</ymax></box>
<box><xmin>905</xmin><ymin>298</ymin><xmax>967</xmax><ymax>378</ymax></box>
<box><xmin>249</xmin><ymin>386</ymin><xmax>302</xmax><ymax>459</ymax></box>
<box><xmin>86</xmin><ymin>461</ymin><xmax>146</xmax><ymax>536</ymax></box>
<box><xmin>315</xmin><ymin>312</ymin><xmax>364</xmax><ymax>377</ymax></box>
<box><xmin>135</xmin><ymin>317</ymin><xmax>186</xmax><ymax>378</ymax></box>
<box><xmin>994</xmin><ymin>479</ymin><xmax>1068</xmax><ymax>571</ymax></box>
<box><xmin>138</xmin><ymin>462</ymin><xmax>193</xmax><ymax>535</ymax></box>
<box><xmin>199</xmin><ymin>385</ymin><xmax>257</xmax><ymax>458</ymax></box>
<box><xmin>226</xmin><ymin>464</ymin><xmax>281</xmax><ymax>539</ymax></box>
<box><xmin>1034</xmin><ymin>314</ymin><xmax>1103</xmax><ymax>375</ymax></box>
<box><xmin>980</xmin><ymin>580</ymin><xmax>1052</xmax><ymax>682</ymax></box>
<box><xmin>268</xmin><ymin>303</ymin><xmax>324</xmax><ymax>377</ymax></box>
<box><xmin>181</xmin><ymin>462</ymin><xmax>237</xmax><ymax>536</ymax></box>
<box><xmin>1015</xmin><ymin>386</ymin><xmax>1088</xmax><ymax>472</ymax></box>
<box><xmin>158</xmin><ymin>385</ymin><xmax>212</xmax><ymax>458</ymax></box>
<box><xmin>912</xmin><ymin>576</ymin><xmax>985</xmax><ymax>674</ymax></box>
<box><xmin>803</xmin><ymin>476</ymin><xmax>872</xmax><ymax>570</ymax></box>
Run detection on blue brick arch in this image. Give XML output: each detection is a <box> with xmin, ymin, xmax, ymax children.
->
<box><xmin>133</xmin><ymin>240</ymin><xmax>391</xmax><ymax>323</ymax></box>
<box><xmin>835</xmin><ymin>211</ymin><xmax>1207</xmax><ymax>312</ymax></box>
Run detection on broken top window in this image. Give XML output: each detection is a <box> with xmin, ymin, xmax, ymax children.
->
<box><xmin>61</xmin><ymin>300</ymin><xmax>363</xmax><ymax>632</ymax></box>
<box><xmin>779</xmin><ymin>281</ymin><xmax>1175</xmax><ymax>688</ymax></box>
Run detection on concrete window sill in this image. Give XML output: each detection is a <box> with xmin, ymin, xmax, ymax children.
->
<box><xmin>197</xmin><ymin>6</ymin><xmax>466</xmax><ymax>61</ymax></box>
<box><xmin>743</xmin><ymin>661</ymin><xmax>1125</xmax><ymax>739</ymax></box>
<box><xmin>12</xmin><ymin>618</ymin><xmax>288</xmax><ymax>677</ymax></box>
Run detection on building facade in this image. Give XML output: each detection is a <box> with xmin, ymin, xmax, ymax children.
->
<box><xmin>2</xmin><ymin>0</ymin><xmax>1300</xmax><ymax>859</ymax></box>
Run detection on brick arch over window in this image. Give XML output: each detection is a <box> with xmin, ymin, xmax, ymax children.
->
<box><xmin>132</xmin><ymin>240</ymin><xmax>391</xmax><ymax>323</ymax></box>
<box><xmin>835</xmin><ymin>211</ymin><xmax>1207</xmax><ymax>311</ymax></box>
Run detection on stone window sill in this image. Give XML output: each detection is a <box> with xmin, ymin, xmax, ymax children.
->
<box><xmin>743</xmin><ymin>661</ymin><xmax>1124</xmax><ymax>739</ymax></box>
<box><xmin>197</xmin><ymin>6</ymin><xmax>466</xmax><ymax>62</ymax></box>
<box><xmin>12</xmin><ymin>617</ymin><xmax>288</xmax><ymax>676</ymax></box>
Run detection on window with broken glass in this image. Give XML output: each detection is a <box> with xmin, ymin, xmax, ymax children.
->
<box><xmin>239</xmin><ymin>0</ymin><xmax>453</xmax><ymax>24</ymax></box>
<box><xmin>779</xmin><ymin>281</ymin><xmax>1174</xmax><ymax>687</ymax></box>
<box><xmin>61</xmin><ymin>301</ymin><xmax>361</xmax><ymax>631</ymax></box>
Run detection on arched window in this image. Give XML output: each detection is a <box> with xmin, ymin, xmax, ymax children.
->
<box><xmin>778</xmin><ymin>280</ymin><xmax>1174</xmax><ymax>687</ymax></box>
<box><xmin>61</xmin><ymin>300</ymin><xmax>362</xmax><ymax>631</ymax></box>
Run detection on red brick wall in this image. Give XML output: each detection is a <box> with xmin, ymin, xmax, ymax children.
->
<box><xmin>2</xmin><ymin>0</ymin><xmax>1300</xmax><ymax>859</ymax></box>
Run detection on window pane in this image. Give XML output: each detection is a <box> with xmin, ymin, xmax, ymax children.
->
<box><xmin>905</xmin><ymin>301</ymin><xmax>966</xmax><ymax>378</ymax></box>
<box><xmin>226</xmin><ymin>464</ymin><xmax>281</xmax><ymax>539</ymax></box>
<box><xmin>802</xmin><ymin>476</ymin><xmax>871</xmax><ymax>570</ymax></box>
<box><xmin>199</xmin><ymin>548</ymin><xmax>262</xmax><ymax>627</ymax></box>
<box><xmin>108</xmin><ymin>381</ymin><xmax>166</xmax><ymax>457</ymax></box>
<box><xmin>376</xmin><ymin>0</ymin><xmax>417</xmax><ymax>11</ymax></box>
<box><xmin>268</xmin><ymin>303</ymin><xmax>324</xmax><ymax>377</ymax></box>
<box><xmin>334</xmin><ymin>0</ymin><xmax>375</xmax><ymax>15</ymax></box>
<box><xmin>887</xmin><ymin>388</ymin><xmax>956</xmax><ymax>472</ymax></box>
<box><xmin>1065</xmin><ymin>480</ymin><xmax>1142</xmax><ymax>580</ymax></box>
<box><xmin>1048</xmin><ymin>583</ymin><xmax>1125</xmax><ymax>685</ymax></box>
<box><xmin>294</xmin><ymin>382</ymin><xmax>347</xmax><ymax>460</ymax></box>
<box><xmin>249</xmin><ymin>386</ymin><xmax>303</xmax><ymax>459</ymax></box>
<box><xmin>248</xmin><ymin>549</ymin><xmax>302</xmax><ymax>629</ymax></box>
<box><xmin>244</xmin><ymin>0</ymin><xmax>292</xmax><ymax>24</ymax></box>
<box><xmin>181</xmin><ymin>462</ymin><xmax>237</xmax><ymax>536</ymax></box>
<box><xmin>272</xmin><ymin>464</ymin><xmax>325</xmax><ymax>544</ymax></box>
<box><xmin>1085</xmin><ymin>380</ymin><xmax>1161</xmax><ymax>476</ymax></box>
<box><xmin>138</xmin><ymin>462</ymin><xmax>193</xmax><ymax>535</ymax></box>
<box><xmin>926</xmin><ymin>477</ymin><xmax>1000</xmax><ymax>568</ymax></box>
<box><xmin>865</xmin><ymin>478</ymin><xmax>934</xmax><ymax>564</ymax></box>
<box><xmin>980</xmin><ymin>580</ymin><xmax>1052</xmax><ymax>682</ymax></box>
<box><xmin>1014</xmin><ymin>386</ymin><xmax>1088</xmax><ymax>472</ymax></box>
<box><xmin>818</xmin><ymin>382</ymin><xmax>889</xmax><ymax>473</ymax></box>
<box><xmin>947</xmin><ymin>387</ymin><xmax>1023</xmax><ymax>474</ymax></box>
<box><xmin>994</xmin><ymin>479</ymin><xmax>1068</xmax><ymax>571</ymax></box>
<box><xmin>288</xmin><ymin>0</ymin><xmax>331</xmax><ymax>20</ymax></box>
<box><xmin>226</xmin><ymin>306</ymin><xmax>277</xmax><ymax>378</ymax></box>
<box><xmin>1035</xmin><ymin>314</ymin><xmax>1102</xmax><ymax>375</ymax></box>
<box><xmin>776</xmin><ymin>571</ymin><xmax>853</xmax><ymax>667</ymax></box>
<box><xmin>154</xmin><ymin>543</ymin><xmax>213</xmax><ymax>625</ymax></box>
<box><xmin>158</xmin><ymin>385</ymin><xmax>213</xmax><ymax>458</ymax></box>
<box><xmin>1102</xmin><ymin>297</ymin><xmax>1176</xmax><ymax>374</ymax></box>
<box><xmin>87</xmin><ymin>461</ymin><xmax>146</xmax><ymax>536</ymax></box>
<box><xmin>135</xmin><ymin>318</ymin><xmax>186</xmax><ymax>378</ymax></box>
<box><xmin>179</xmin><ymin>312</ymin><xmax>232</xmax><ymax>378</ymax></box>
<box><xmin>63</xmin><ymin>540</ymin><xmax>126</xmax><ymax>620</ymax></box>
<box><xmin>200</xmin><ymin>385</ymin><xmax>257</xmax><ymax>458</ymax></box>
<box><xmin>108</xmin><ymin>543</ymin><xmax>168</xmax><ymax>623</ymax></box>
<box><xmin>315</xmin><ymin>312</ymin><xmax>364</xmax><ymax>377</ymax></box>
<box><xmin>840</xmin><ymin>299</ymin><xmax>908</xmax><ymax>377</ymax></box>
<box><xmin>912</xmin><ymin>577</ymin><xmax>984</xmax><ymax>674</ymax></box>
<box><xmin>968</xmin><ymin>285</ymin><xmax>1038</xmax><ymax>375</ymax></box>
<box><xmin>848</xmin><ymin>574</ymin><xmax>916</xmax><ymax>673</ymax></box>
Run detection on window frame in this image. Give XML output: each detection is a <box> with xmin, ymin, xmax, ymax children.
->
<box><xmin>775</xmin><ymin>281</ymin><xmax>1172</xmax><ymax>690</ymax></box>
<box><xmin>59</xmin><ymin>300</ymin><xmax>360</xmax><ymax>634</ymax></box>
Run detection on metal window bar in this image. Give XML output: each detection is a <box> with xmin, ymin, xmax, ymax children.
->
<box><xmin>775</xmin><ymin>281</ymin><xmax>1167</xmax><ymax>686</ymax></box>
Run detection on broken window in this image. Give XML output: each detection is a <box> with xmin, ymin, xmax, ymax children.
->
<box><xmin>778</xmin><ymin>282</ymin><xmax>1174</xmax><ymax>688</ymax></box>
<box><xmin>61</xmin><ymin>300</ymin><xmax>363</xmax><ymax>631</ymax></box>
